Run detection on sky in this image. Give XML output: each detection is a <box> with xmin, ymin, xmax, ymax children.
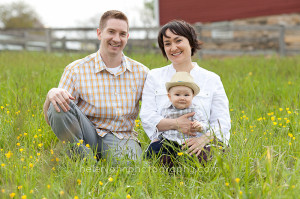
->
<box><xmin>1</xmin><ymin>0</ymin><xmax>147</xmax><ymax>28</ymax></box>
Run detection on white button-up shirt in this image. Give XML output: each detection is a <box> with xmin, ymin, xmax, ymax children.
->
<box><xmin>140</xmin><ymin>63</ymin><xmax>231</xmax><ymax>144</ymax></box>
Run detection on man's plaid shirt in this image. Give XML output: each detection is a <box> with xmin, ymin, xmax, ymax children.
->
<box><xmin>58</xmin><ymin>50</ymin><xmax>149</xmax><ymax>140</ymax></box>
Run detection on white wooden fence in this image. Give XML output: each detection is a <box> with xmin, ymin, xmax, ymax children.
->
<box><xmin>0</xmin><ymin>25</ymin><xmax>300</xmax><ymax>57</ymax></box>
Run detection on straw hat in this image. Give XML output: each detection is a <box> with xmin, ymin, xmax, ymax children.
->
<box><xmin>165</xmin><ymin>72</ymin><xmax>200</xmax><ymax>95</ymax></box>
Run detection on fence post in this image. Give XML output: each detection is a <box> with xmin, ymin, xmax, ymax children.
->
<box><xmin>45</xmin><ymin>28</ymin><xmax>52</xmax><ymax>52</ymax></box>
<box><xmin>194</xmin><ymin>23</ymin><xmax>203</xmax><ymax>59</ymax></box>
<box><xmin>22</xmin><ymin>31</ymin><xmax>28</xmax><ymax>50</ymax></box>
<box><xmin>278</xmin><ymin>25</ymin><xmax>286</xmax><ymax>56</ymax></box>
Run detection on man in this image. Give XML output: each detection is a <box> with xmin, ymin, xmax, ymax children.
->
<box><xmin>43</xmin><ymin>10</ymin><xmax>149</xmax><ymax>161</ymax></box>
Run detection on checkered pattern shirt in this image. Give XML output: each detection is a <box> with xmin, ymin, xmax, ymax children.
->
<box><xmin>58</xmin><ymin>50</ymin><xmax>149</xmax><ymax>140</ymax></box>
<box><xmin>159</xmin><ymin>103</ymin><xmax>208</xmax><ymax>145</ymax></box>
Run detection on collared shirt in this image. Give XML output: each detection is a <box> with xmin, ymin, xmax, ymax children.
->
<box><xmin>58</xmin><ymin>50</ymin><xmax>149</xmax><ymax>140</ymax></box>
<box><xmin>140</xmin><ymin>63</ymin><xmax>231</xmax><ymax>144</ymax></box>
<box><xmin>156</xmin><ymin>102</ymin><xmax>208</xmax><ymax>145</ymax></box>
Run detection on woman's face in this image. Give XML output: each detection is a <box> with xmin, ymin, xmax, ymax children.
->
<box><xmin>163</xmin><ymin>29</ymin><xmax>192</xmax><ymax>65</ymax></box>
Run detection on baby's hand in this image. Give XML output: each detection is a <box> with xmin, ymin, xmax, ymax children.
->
<box><xmin>191</xmin><ymin>121</ymin><xmax>204</xmax><ymax>132</ymax></box>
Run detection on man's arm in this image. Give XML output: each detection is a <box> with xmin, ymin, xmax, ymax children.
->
<box><xmin>43</xmin><ymin>88</ymin><xmax>75</xmax><ymax>125</ymax></box>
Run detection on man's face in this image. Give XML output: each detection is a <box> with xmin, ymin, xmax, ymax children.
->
<box><xmin>168</xmin><ymin>86</ymin><xmax>194</xmax><ymax>110</ymax></box>
<box><xmin>97</xmin><ymin>18</ymin><xmax>129</xmax><ymax>57</ymax></box>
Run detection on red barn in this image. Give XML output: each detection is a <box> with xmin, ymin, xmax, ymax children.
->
<box><xmin>157</xmin><ymin>0</ymin><xmax>300</xmax><ymax>25</ymax></box>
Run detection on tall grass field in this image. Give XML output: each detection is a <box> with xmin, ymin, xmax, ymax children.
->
<box><xmin>0</xmin><ymin>51</ymin><xmax>299</xmax><ymax>198</ymax></box>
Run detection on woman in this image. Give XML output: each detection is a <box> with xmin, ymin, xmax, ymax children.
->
<box><xmin>140</xmin><ymin>20</ymin><xmax>231</xmax><ymax>165</ymax></box>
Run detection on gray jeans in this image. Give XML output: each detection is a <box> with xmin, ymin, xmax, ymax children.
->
<box><xmin>47</xmin><ymin>101</ymin><xmax>142</xmax><ymax>161</ymax></box>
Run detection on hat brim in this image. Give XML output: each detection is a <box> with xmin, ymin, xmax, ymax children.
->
<box><xmin>166</xmin><ymin>82</ymin><xmax>200</xmax><ymax>96</ymax></box>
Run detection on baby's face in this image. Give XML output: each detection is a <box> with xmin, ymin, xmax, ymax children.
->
<box><xmin>168</xmin><ymin>86</ymin><xmax>194</xmax><ymax>109</ymax></box>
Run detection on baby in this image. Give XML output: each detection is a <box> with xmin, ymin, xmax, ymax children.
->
<box><xmin>157</xmin><ymin>72</ymin><xmax>208</xmax><ymax>145</ymax></box>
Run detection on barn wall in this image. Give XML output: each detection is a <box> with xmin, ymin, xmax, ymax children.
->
<box><xmin>159</xmin><ymin>0</ymin><xmax>300</xmax><ymax>25</ymax></box>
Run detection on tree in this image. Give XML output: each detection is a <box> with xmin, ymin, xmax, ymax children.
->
<box><xmin>0</xmin><ymin>1</ymin><xmax>44</xmax><ymax>28</ymax></box>
<box><xmin>141</xmin><ymin>0</ymin><xmax>156</xmax><ymax>27</ymax></box>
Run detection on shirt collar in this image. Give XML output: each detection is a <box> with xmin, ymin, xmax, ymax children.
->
<box><xmin>94</xmin><ymin>50</ymin><xmax>132</xmax><ymax>73</ymax></box>
<box><xmin>163</xmin><ymin>101</ymin><xmax>195</xmax><ymax>109</ymax></box>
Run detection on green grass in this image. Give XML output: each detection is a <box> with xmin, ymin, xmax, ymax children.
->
<box><xmin>0</xmin><ymin>51</ymin><xmax>299</xmax><ymax>198</ymax></box>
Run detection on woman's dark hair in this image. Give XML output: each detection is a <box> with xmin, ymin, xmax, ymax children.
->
<box><xmin>158</xmin><ymin>20</ymin><xmax>202</xmax><ymax>59</ymax></box>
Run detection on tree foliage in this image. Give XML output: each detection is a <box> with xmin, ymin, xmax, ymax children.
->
<box><xmin>0</xmin><ymin>1</ymin><xmax>44</xmax><ymax>28</ymax></box>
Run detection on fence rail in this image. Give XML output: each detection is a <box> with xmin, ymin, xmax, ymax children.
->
<box><xmin>0</xmin><ymin>25</ymin><xmax>300</xmax><ymax>57</ymax></box>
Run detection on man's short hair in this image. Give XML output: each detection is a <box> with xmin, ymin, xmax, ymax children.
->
<box><xmin>99</xmin><ymin>10</ymin><xmax>129</xmax><ymax>30</ymax></box>
<box><xmin>158</xmin><ymin>20</ymin><xmax>202</xmax><ymax>59</ymax></box>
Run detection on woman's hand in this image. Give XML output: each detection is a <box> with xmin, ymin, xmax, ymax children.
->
<box><xmin>176</xmin><ymin>112</ymin><xmax>197</xmax><ymax>136</ymax></box>
<box><xmin>182</xmin><ymin>132</ymin><xmax>214</xmax><ymax>156</ymax></box>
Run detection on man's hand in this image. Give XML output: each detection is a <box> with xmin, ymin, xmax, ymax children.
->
<box><xmin>47</xmin><ymin>88</ymin><xmax>75</xmax><ymax>112</ymax></box>
<box><xmin>176</xmin><ymin>112</ymin><xmax>196</xmax><ymax>136</ymax></box>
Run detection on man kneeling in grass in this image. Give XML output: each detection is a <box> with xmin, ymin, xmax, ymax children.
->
<box><xmin>43</xmin><ymin>10</ymin><xmax>149</xmax><ymax>162</ymax></box>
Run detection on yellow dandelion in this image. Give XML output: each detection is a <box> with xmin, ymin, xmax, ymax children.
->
<box><xmin>271</xmin><ymin>117</ymin><xmax>275</xmax><ymax>121</ymax></box>
<box><xmin>86</xmin><ymin>144</ymin><xmax>90</xmax><ymax>148</ymax></box>
<box><xmin>177</xmin><ymin>152</ymin><xmax>183</xmax><ymax>156</ymax></box>
<box><xmin>56</xmin><ymin>157</ymin><xmax>60</xmax><ymax>162</ymax></box>
<box><xmin>292</xmin><ymin>185</ymin><xmax>295</xmax><ymax>189</ymax></box>
<box><xmin>37</xmin><ymin>153</ymin><xmax>40</xmax><ymax>156</ymax></box>
<box><xmin>279</xmin><ymin>108</ymin><xmax>283</xmax><ymax>111</ymax></box>
<box><xmin>273</xmin><ymin>122</ymin><xmax>277</xmax><ymax>125</ymax></box>
<box><xmin>76</xmin><ymin>143</ymin><xmax>80</xmax><ymax>146</ymax></box>
<box><xmin>288</xmin><ymin>133</ymin><xmax>293</xmax><ymax>137</ymax></box>
<box><xmin>29</xmin><ymin>156</ymin><xmax>33</xmax><ymax>159</ymax></box>
<box><xmin>219</xmin><ymin>146</ymin><xmax>223</xmax><ymax>149</ymax></box>
<box><xmin>38</xmin><ymin>143</ymin><xmax>43</xmax><ymax>147</ymax></box>
<box><xmin>235</xmin><ymin>178</ymin><xmax>240</xmax><ymax>183</ymax></box>
<box><xmin>108</xmin><ymin>177</ymin><xmax>113</xmax><ymax>182</ymax></box>
<box><xmin>7</xmin><ymin>111</ymin><xmax>10</xmax><ymax>114</ymax></box>
<box><xmin>74</xmin><ymin>196</ymin><xmax>79</xmax><ymax>199</ymax></box>
<box><xmin>286</xmin><ymin>108</ymin><xmax>289</xmax><ymax>111</ymax></box>
<box><xmin>19</xmin><ymin>148</ymin><xmax>24</xmax><ymax>152</ymax></box>
<box><xmin>77</xmin><ymin>179</ymin><xmax>81</xmax><ymax>185</ymax></box>
<box><xmin>9</xmin><ymin>193</ymin><xmax>16</xmax><ymax>198</ymax></box>
<box><xmin>288</xmin><ymin>111</ymin><xmax>292</xmax><ymax>114</ymax></box>
<box><xmin>29</xmin><ymin>163</ymin><xmax>33</xmax><ymax>168</ymax></box>
<box><xmin>179</xmin><ymin>181</ymin><xmax>184</xmax><ymax>186</ymax></box>
<box><xmin>21</xmin><ymin>195</ymin><xmax>27</xmax><ymax>199</ymax></box>
<box><xmin>99</xmin><ymin>181</ymin><xmax>103</xmax><ymax>186</ymax></box>
<box><xmin>0</xmin><ymin>106</ymin><xmax>4</xmax><ymax>109</ymax></box>
<box><xmin>60</xmin><ymin>191</ymin><xmax>64</xmax><ymax>196</ymax></box>
<box><xmin>18</xmin><ymin>186</ymin><xmax>22</xmax><ymax>189</ymax></box>
<box><xmin>79</xmin><ymin>139</ymin><xmax>84</xmax><ymax>144</ymax></box>
<box><xmin>240</xmin><ymin>191</ymin><xmax>243</xmax><ymax>195</ymax></box>
<box><xmin>21</xmin><ymin>158</ymin><xmax>24</xmax><ymax>162</ymax></box>
<box><xmin>5</xmin><ymin>151</ymin><xmax>12</xmax><ymax>159</ymax></box>
<box><xmin>52</xmin><ymin>167</ymin><xmax>55</xmax><ymax>171</ymax></box>
<box><xmin>38</xmin><ymin>129</ymin><xmax>41</xmax><ymax>132</ymax></box>
<box><xmin>29</xmin><ymin>190</ymin><xmax>34</xmax><ymax>194</ymax></box>
<box><xmin>50</xmin><ymin>149</ymin><xmax>54</xmax><ymax>154</ymax></box>
<box><xmin>47</xmin><ymin>185</ymin><xmax>51</xmax><ymax>189</ymax></box>
<box><xmin>293</xmin><ymin>137</ymin><xmax>295</xmax><ymax>140</ymax></box>
<box><xmin>267</xmin><ymin>112</ymin><xmax>273</xmax><ymax>116</ymax></box>
<box><xmin>32</xmin><ymin>114</ymin><xmax>34</xmax><ymax>117</ymax></box>
<box><xmin>23</xmin><ymin>132</ymin><xmax>27</xmax><ymax>136</ymax></box>
<box><xmin>16</xmin><ymin>143</ymin><xmax>20</xmax><ymax>146</ymax></box>
<box><xmin>23</xmin><ymin>166</ymin><xmax>27</xmax><ymax>169</ymax></box>
<box><xmin>289</xmin><ymin>142</ymin><xmax>292</xmax><ymax>146</ymax></box>
<box><xmin>225</xmin><ymin>182</ymin><xmax>229</xmax><ymax>186</ymax></box>
<box><xmin>34</xmin><ymin>135</ymin><xmax>38</xmax><ymax>138</ymax></box>
<box><xmin>126</xmin><ymin>194</ymin><xmax>131</xmax><ymax>199</ymax></box>
<box><xmin>1</xmin><ymin>163</ymin><xmax>5</xmax><ymax>167</ymax></box>
<box><xmin>1</xmin><ymin>189</ymin><xmax>5</xmax><ymax>193</ymax></box>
